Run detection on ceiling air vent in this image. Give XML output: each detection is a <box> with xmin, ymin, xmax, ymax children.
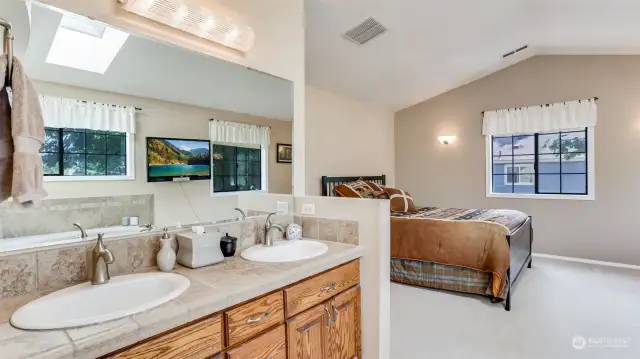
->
<box><xmin>343</xmin><ymin>17</ymin><xmax>387</xmax><ymax>45</ymax></box>
<box><xmin>502</xmin><ymin>45</ymin><xmax>529</xmax><ymax>58</ymax></box>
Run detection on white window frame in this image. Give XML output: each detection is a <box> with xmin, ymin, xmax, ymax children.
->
<box><xmin>485</xmin><ymin>127</ymin><xmax>595</xmax><ymax>201</ymax></box>
<box><xmin>504</xmin><ymin>164</ymin><xmax>535</xmax><ymax>186</ymax></box>
<box><xmin>210</xmin><ymin>142</ymin><xmax>268</xmax><ymax>197</ymax></box>
<box><xmin>43</xmin><ymin>132</ymin><xmax>135</xmax><ymax>182</ymax></box>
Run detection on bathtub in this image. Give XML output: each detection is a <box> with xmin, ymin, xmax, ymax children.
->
<box><xmin>0</xmin><ymin>226</ymin><xmax>148</xmax><ymax>253</ymax></box>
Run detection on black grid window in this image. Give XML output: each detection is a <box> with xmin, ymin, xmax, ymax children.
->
<box><xmin>491</xmin><ymin>128</ymin><xmax>588</xmax><ymax>195</ymax></box>
<box><xmin>211</xmin><ymin>144</ymin><xmax>262</xmax><ymax>193</ymax></box>
<box><xmin>40</xmin><ymin>127</ymin><xmax>128</xmax><ymax>176</ymax></box>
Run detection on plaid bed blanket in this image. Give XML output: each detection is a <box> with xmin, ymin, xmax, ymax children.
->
<box><xmin>391</xmin><ymin>258</ymin><xmax>508</xmax><ymax>299</ymax></box>
<box><xmin>392</xmin><ymin>207</ymin><xmax>528</xmax><ymax>234</ymax></box>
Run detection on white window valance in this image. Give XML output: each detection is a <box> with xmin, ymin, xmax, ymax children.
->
<box><xmin>482</xmin><ymin>98</ymin><xmax>597</xmax><ymax>136</ymax></box>
<box><xmin>39</xmin><ymin>95</ymin><xmax>137</xmax><ymax>133</ymax></box>
<box><xmin>209</xmin><ymin>120</ymin><xmax>270</xmax><ymax>146</ymax></box>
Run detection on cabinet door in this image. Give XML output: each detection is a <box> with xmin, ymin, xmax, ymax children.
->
<box><xmin>327</xmin><ymin>285</ymin><xmax>361</xmax><ymax>359</ymax></box>
<box><xmin>286</xmin><ymin>303</ymin><xmax>329</xmax><ymax>359</ymax></box>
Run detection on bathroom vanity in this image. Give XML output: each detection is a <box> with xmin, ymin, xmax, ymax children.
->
<box><xmin>0</xmin><ymin>240</ymin><xmax>362</xmax><ymax>359</ymax></box>
<box><xmin>104</xmin><ymin>260</ymin><xmax>361</xmax><ymax>359</ymax></box>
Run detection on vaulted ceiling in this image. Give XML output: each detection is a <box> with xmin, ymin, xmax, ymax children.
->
<box><xmin>305</xmin><ymin>0</ymin><xmax>640</xmax><ymax>110</ymax></box>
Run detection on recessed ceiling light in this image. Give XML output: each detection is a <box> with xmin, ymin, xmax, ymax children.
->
<box><xmin>46</xmin><ymin>13</ymin><xmax>129</xmax><ymax>74</ymax></box>
<box><xmin>120</xmin><ymin>0</ymin><xmax>255</xmax><ymax>53</ymax></box>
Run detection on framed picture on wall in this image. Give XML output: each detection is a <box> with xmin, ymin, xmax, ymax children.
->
<box><xmin>277</xmin><ymin>143</ymin><xmax>292</xmax><ymax>163</ymax></box>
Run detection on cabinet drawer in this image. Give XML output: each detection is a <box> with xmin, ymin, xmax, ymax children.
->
<box><xmin>114</xmin><ymin>314</ymin><xmax>223</xmax><ymax>359</ymax></box>
<box><xmin>284</xmin><ymin>259</ymin><xmax>360</xmax><ymax>318</ymax></box>
<box><xmin>226</xmin><ymin>325</ymin><xmax>286</xmax><ymax>359</ymax></box>
<box><xmin>225</xmin><ymin>292</ymin><xmax>284</xmax><ymax>346</ymax></box>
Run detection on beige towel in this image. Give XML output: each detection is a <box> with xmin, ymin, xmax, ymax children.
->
<box><xmin>0</xmin><ymin>55</ymin><xmax>47</xmax><ymax>204</ymax></box>
<box><xmin>0</xmin><ymin>56</ymin><xmax>12</xmax><ymax>201</ymax></box>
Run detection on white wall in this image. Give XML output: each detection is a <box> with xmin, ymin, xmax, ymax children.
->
<box><xmin>36</xmin><ymin>81</ymin><xmax>292</xmax><ymax>226</ymax></box>
<box><xmin>305</xmin><ymin>86</ymin><xmax>396</xmax><ymax>195</ymax></box>
<box><xmin>294</xmin><ymin>196</ymin><xmax>390</xmax><ymax>359</ymax></box>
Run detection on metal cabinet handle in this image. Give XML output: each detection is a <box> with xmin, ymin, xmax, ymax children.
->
<box><xmin>247</xmin><ymin>310</ymin><xmax>271</xmax><ymax>324</ymax></box>
<box><xmin>319</xmin><ymin>282</ymin><xmax>336</xmax><ymax>292</ymax></box>
<box><xmin>331</xmin><ymin>303</ymin><xmax>339</xmax><ymax>326</ymax></box>
<box><xmin>324</xmin><ymin>306</ymin><xmax>331</xmax><ymax>328</ymax></box>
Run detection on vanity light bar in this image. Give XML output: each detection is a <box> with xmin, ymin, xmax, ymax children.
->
<box><xmin>121</xmin><ymin>0</ymin><xmax>255</xmax><ymax>52</ymax></box>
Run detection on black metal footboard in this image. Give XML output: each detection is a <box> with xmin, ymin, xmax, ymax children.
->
<box><xmin>504</xmin><ymin>216</ymin><xmax>533</xmax><ymax>311</ymax></box>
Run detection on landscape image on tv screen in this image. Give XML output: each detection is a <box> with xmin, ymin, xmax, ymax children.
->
<box><xmin>147</xmin><ymin>138</ymin><xmax>210</xmax><ymax>180</ymax></box>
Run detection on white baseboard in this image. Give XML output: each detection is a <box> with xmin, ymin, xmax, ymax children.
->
<box><xmin>532</xmin><ymin>253</ymin><xmax>640</xmax><ymax>271</ymax></box>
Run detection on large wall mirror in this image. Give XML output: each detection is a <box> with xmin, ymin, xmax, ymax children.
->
<box><xmin>0</xmin><ymin>2</ymin><xmax>294</xmax><ymax>253</ymax></box>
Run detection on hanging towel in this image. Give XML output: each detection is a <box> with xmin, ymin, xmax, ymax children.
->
<box><xmin>0</xmin><ymin>55</ymin><xmax>47</xmax><ymax>204</ymax></box>
<box><xmin>0</xmin><ymin>56</ymin><xmax>12</xmax><ymax>201</ymax></box>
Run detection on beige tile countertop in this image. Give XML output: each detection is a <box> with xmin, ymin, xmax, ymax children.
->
<box><xmin>0</xmin><ymin>241</ymin><xmax>363</xmax><ymax>359</ymax></box>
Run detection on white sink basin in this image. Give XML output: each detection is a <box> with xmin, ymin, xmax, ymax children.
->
<box><xmin>241</xmin><ymin>239</ymin><xmax>328</xmax><ymax>263</ymax></box>
<box><xmin>11</xmin><ymin>273</ymin><xmax>190</xmax><ymax>330</ymax></box>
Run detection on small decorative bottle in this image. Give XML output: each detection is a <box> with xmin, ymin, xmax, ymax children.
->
<box><xmin>157</xmin><ymin>228</ymin><xmax>176</xmax><ymax>272</ymax></box>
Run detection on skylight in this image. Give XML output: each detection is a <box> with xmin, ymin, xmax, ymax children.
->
<box><xmin>46</xmin><ymin>13</ymin><xmax>129</xmax><ymax>74</ymax></box>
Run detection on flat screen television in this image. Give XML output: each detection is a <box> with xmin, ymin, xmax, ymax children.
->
<box><xmin>147</xmin><ymin>137</ymin><xmax>211</xmax><ymax>182</ymax></box>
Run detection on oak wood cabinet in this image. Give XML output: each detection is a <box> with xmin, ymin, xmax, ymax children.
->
<box><xmin>284</xmin><ymin>260</ymin><xmax>360</xmax><ymax>318</ymax></box>
<box><xmin>287</xmin><ymin>285</ymin><xmax>362</xmax><ymax>359</ymax></box>
<box><xmin>226</xmin><ymin>325</ymin><xmax>287</xmax><ymax>359</ymax></box>
<box><xmin>225</xmin><ymin>291</ymin><xmax>285</xmax><ymax>347</ymax></box>
<box><xmin>113</xmin><ymin>314</ymin><xmax>223</xmax><ymax>359</ymax></box>
<box><xmin>104</xmin><ymin>259</ymin><xmax>361</xmax><ymax>359</ymax></box>
<box><xmin>327</xmin><ymin>286</ymin><xmax>362</xmax><ymax>359</ymax></box>
<box><xmin>287</xmin><ymin>303</ymin><xmax>328</xmax><ymax>359</ymax></box>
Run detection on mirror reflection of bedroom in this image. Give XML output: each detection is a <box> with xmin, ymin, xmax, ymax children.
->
<box><xmin>0</xmin><ymin>2</ymin><xmax>293</xmax><ymax>254</ymax></box>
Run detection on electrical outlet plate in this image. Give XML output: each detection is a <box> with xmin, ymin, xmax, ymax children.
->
<box><xmin>277</xmin><ymin>201</ymin><xmax>289</xmax><ymax>214</ymax></box>
<box><xmin>302</xmin><ymin>203</ymin><xmax>315</xmax><ymax>215</ymax></box>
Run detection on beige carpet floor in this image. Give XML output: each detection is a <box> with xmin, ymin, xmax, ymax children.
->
<box><xmin>391</xmin><ymin>257</ymin><xmax>640</xmax><ymax>359</ymax></box>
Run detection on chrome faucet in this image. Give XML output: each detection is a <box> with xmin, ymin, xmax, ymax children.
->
<box><xmin>140</xmin><ymin>224</ymin><xmax>154</xmax><ymax>232</ymax></box>
<box><xmin>73</xmin><ymin>222</ymin><xmax>88</xmax><ymax>239</ymax></box>
<box><xmin>234</xmin><ymin>208</ymin><xmax>247</xmax><ymax>220</ymax></box>
<box><xmin>263</xmin><ymin>212</ymin><xmax>285</xmax><ymax>246</ymax></box>
<box><xmin>91</xmin><ymin>233</ymin><xmax>115</xmax><ymax>285</ymax></box>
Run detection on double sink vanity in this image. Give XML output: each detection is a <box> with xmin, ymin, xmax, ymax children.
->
<box><xmin>109</xmin><ymin>258</ymin><xmax>361</xmax><ymax>359</ymax></box>
<box><xmin>0</xmin><ymin>237</ymin><xmax>363</xmax><ymax>359</ymax></box>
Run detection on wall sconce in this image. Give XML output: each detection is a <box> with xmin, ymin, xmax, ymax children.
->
<box><xmin>437</xmin><ymin>136</ymin><xmax>456</xmax><ymax>145</ymax></box>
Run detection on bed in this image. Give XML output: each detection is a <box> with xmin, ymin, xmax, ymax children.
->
<box><xmin>321</xmin><ymin>175</ymin><xmax>533</xmax><ymax>311</ymax></box>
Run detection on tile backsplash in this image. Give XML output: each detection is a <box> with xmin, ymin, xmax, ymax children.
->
<box><xmin>0</xmin><ymin>214</ymin><xmax>292</xmax><ymax>301</ymax></box>
<box><xmin>295</xmin><ymin>216</ymin><xmax>359</xmax><ymax>245</ymax></box>
<box><xmin>0</xmin><ymin>195</ymin><xmax>154</xmax><ymax>239</ymax></box>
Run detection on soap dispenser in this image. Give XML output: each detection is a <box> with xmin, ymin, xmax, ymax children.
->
<box><xmin>157</xmin><ymin>228</ymin><xmax>176</xmax><ymax>272</ymax></box>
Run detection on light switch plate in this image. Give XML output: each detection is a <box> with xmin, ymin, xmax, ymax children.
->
<box><xmin>302</xmin><ymin>203</ymin><xmax>315</xmax><ymax>215</ymax></box>
<box><xmin>277</xmin><ymin>201</ymin><xmax>289</xmax><ymax>214</ymax></box>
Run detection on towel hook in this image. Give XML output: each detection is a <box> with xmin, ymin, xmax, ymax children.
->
<box><xmin>0</xmin><ymin>18</ymin><xmax>13</xmax><ymax>87</ymax></box>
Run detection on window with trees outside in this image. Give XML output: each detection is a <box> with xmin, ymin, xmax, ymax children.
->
<box><xmin>211</xmin><ymin>144</ymin><xmax>264</xmax><ymax>193</ymax></box>
<box><xmin>40</xmin><ymin>127</ymin><xmax>131</xmax><ymax>178</ymax></box>
<box><xmin>489</xmin><ymin>128</ymin><xmax>593</xmax><ymax>198</ymax></box>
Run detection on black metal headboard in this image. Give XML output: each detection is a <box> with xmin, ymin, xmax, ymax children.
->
<box><xmin>321</xmin><ymin>175</ymin><xmax>386</xmax><ymax>196</ymax></box>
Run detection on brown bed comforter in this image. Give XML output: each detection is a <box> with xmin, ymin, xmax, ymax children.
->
<box><xmin>390</xmin><ymin>207</ymin><xmax>529</xmax><ymax>297</ymax></box>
